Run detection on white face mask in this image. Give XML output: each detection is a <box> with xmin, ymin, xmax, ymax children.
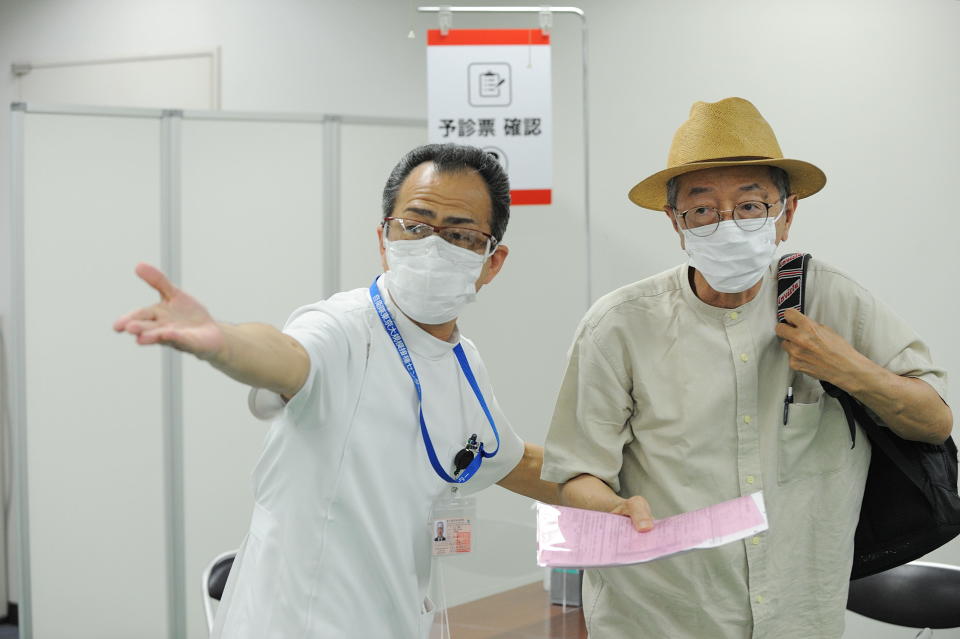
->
<box><xmin>682</xmin><ymin>209</ymin><xmax>784</xmax><ymax>293</ymax></box>
<box><xmin>383</xmin><ymin>234</ymin><xmax>487</xmax><ymax>324</ymax></box>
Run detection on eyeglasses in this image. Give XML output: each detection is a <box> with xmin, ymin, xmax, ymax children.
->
<box><xmin>673</xmin><ymin>200</ymin><xmax>784</xmax><ymax>237</ymax></box>
<box><xmin>383</xmin><ymin>217</ymin><xmax>497</xmax><ymax>255</ymax></box>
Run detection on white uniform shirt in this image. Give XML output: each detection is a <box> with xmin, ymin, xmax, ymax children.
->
<box><xmin>211</xmin><ymin>274</ymin><xmax>524</xmax><ymax>639</ymax></box>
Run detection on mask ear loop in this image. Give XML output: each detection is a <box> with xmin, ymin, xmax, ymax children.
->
<box><xmin>769</xmin><ymin>199</ymin><xmax>787</xmax><ymax>226</ymax></box>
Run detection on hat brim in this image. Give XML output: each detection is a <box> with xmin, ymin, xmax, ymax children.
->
<box><xmin>628</xmin><ymin>158</ymin><xmax>827</xmax><ymax>211</ymax></box>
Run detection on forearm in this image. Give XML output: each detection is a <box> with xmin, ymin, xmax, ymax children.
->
<box><xmin>845</xmin><ymin>362</ymin><xmax>953</xmax><ymax>444</ymax></box>
<box><xmin>497</xmin><ymin>443</ymin><xmax>560</xmax><ymax>504</ymax></box>
<box><xmin>560</xmin><ymin>474</ymin><xmax>655</xmax><ymax>531</ymax></box>
<box><xmin>559</xmin><ymin>473</ymin><xmax>624</xmax><ymax>512</ymax></box>
<box><xmin>206</xmin><ymin>322</ymin><xmax>309</xmax><ymax>398</ymax></box>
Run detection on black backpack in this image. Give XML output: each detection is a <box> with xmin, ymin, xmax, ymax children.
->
<box><xmin>776</xmin><ymin>252</ymin><xmax>960</xmax><ymax>580</ymax></box>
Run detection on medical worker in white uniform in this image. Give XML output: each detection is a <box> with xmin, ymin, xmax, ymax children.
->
<box><xmin>115</xmin><ymin>144</ymin><xmax>559</xmax><ymax>638</ymax></box>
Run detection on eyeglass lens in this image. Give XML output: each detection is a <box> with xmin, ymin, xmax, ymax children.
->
<box><xmin>386</xmin><ymin>218</ymin><xmax>492</xmax><ymax>254</ymax></box>
<box><xmin>681</xmin><ymin>202</ymin><xmax>775</xmax><ymax>236</ymax></box>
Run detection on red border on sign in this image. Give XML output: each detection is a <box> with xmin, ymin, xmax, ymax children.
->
<box><xmin>427</xmin><ymin>29</ymin><xmax>550</xmax><ymax>46</ymax></box>
<box><xmin>511</xmin><ymin>189</ymin><xmax>552</xmax><ymax>206</ymax></box>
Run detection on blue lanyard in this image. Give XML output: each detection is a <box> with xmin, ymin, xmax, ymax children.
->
<box><xmin>369</xmin><ymin>278</ymin><xmax>500</xmax><ymax>483</ymax></box>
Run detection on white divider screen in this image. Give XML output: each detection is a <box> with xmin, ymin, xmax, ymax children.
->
<box><xmin>338</xmin><ymin>123</ymin><xmax>427</xmax><ymax>289</ymax></box>
<box><xmin>178</xmin><ymin>116</ymin><xmax>327</xmax><ymax>639</ymax></box>
<box><xmin>20</xmin><ymin>112</ymin><xmax>169</xmax><ymax>638</ymax></box>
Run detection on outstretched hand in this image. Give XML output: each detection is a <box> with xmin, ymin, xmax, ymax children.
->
<box><xmin>113</xmin><ymin>263</ymin><xmax>224</xmax><ymax>359</ymax></box>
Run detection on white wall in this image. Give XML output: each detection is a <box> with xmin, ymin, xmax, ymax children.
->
<box><xmin>2</xmin><ymin>0</ymin><xmax>959</xmax><ymax>638</ymax></box>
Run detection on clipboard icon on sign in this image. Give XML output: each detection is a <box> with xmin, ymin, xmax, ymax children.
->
<box><xmin>468</xmin><ymin>63</ymin><xmax>511</xmax><ymax>107</ymax></box>
<box><xmin>479</xmin><ymin>71</ymin><xmax>505</xmax><ymax>97</ymax></box>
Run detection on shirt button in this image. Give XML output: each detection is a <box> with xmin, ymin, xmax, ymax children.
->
<box><xmin>751</xmin><ymin>536</ymin><xmax>761</xmax><ymax>545</ymax></box>
<box><xmin>729</xmin><ymin>311</ymin><xmax>739</xmax><ymax>320</ymax></box>
<box><xmin>743</xmin><ymin>415</ymin><xmax>752</xmax><ymax>424</ymax></box>
<box><xmin>756</xmin><ymin>595</ymin><xmax>764</xmax><ymax>604</ymax></box>
<box><xmin>746</xmin><ymin>475</ymin><xmax>755</xmax><ymax>484</ymax></box>
<box><xmin>740</xmin><ymin>353</ymin><xmax>749</xmax><ymax>362</ymax></box>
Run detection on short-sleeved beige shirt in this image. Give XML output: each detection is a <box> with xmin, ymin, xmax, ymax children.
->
<box><xmin>542</xmin><ymin>256</ymin><xmax>947</xmax><ymax>639</ymax></box>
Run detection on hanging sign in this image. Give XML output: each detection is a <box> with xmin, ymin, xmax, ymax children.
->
<box><xmin>427</xmin><ymin>29</ymin><xmax>552</xmax><ymax>206</ymax></box>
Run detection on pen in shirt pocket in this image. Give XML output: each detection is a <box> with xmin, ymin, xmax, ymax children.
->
<box><xmin>783</xmin><ymin>386</ymin><xmax>794</xmax><ymax>425</ymax></box>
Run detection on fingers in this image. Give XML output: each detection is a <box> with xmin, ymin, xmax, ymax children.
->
<box><xmin>113</xmin><ymin>306</ymin><xmax>156</xmax><ymax>332</ymax></box>
<box><xmin>614</xmin><ymin>496</ymin><xmax>655</xmax><ymax>532</ymax></box>
<box><xmin>135</xmin><ymin>262</ymin><xmax>177</xmax><ymax>301</ymax></box>
<box><xmin>125</xmin><ymin>325</ymin><xmax>192</xmax><ymax>354</ymax></box>
<box><xmin>779</xmin><ymin>338</ymin><xmax>808</xmax><ymax>372</ymax></box>
<box><xmin>776</xmin><ymin>309</ymin><xmax>821</xmax><ymax>342</ymax></box>
<box><xmin>124</xmin><ymin>319</ymin><xmax>160</xmax><ymax>336</ymax></box>
<box><xmin>774</xmin><ymin>321</ymin><xmax>795</xmax><ymax>340</ymax></box>
<box><xmin>137</xmin><ymin>326</ymin><xmax>179</xmax><ymax>347</ymax></box>
<box><xmin>628</xmin><ymin>505</ymin><xmax>655</xmax><ymax>533</ymax></box>
<box><xmin>781</xmin><ymin>308</ymin><xmax>813</xmax><ymax>328</ymax></box>
<box><xmin>779</xmin><ymin>338</ymin><xmax>798</xmax><ymax>356</ymax></box>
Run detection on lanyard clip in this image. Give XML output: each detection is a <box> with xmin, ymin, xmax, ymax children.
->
<box><xmin>453</xmin><ymin>434</ymin><xmax>480</xmax><ymax>477</ymax></box>
<box><xmin>465</xmin><ymin>433</ymin><xmax>479</xmax><ymax>452</ymax></box>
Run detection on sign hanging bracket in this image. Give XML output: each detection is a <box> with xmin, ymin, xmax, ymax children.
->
<box><xmin>438</xmin><ymin>6</ymin><xmax>453</xmax><ymax>36</ymax></box>
<box><xmin>539</xmin><ymin>7</ymin><xmax>553</xmax><ymax>35</ymax></box>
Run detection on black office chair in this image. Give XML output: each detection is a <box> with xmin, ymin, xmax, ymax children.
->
<box><xmin>202</xmin><ymin>550</ymin><xmax>237</xmax><ymax>636</ymax></box>
<box><xmin>847</xmin><ymin>561</ymin><xmax>960</xmax><ymax>634</ymax></box>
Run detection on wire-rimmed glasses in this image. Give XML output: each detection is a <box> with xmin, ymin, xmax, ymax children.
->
<box><xmin>674</xmin><ymin>200</ymin><xmax>784</xmax><ymax>237</ymax></box>
<box><xmin>383</xmin><ymin>217</ymin><xmax>497</xmax><ymax>255</ymax></box>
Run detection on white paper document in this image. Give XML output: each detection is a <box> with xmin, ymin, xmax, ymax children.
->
<box><xmin>537</xmin><ymin>491</ymin><xmax>768</xmax><ymax>568</ymax></box>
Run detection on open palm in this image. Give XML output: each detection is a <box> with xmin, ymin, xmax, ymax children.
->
<box><xmin>113</xmin><ymin>263</ymin><xmax>224</xmax><ymax>359</ymax></box>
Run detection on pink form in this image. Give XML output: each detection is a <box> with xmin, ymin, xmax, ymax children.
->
<box><xmin>537</xmin><ymin>492</ymin><xmax>768</xmax><ymax>568</ymax></box>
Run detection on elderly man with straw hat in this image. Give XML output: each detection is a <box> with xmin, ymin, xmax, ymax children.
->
<box><xmin>542</xmin><ymin>98</ymin><xmax>952</xmax><ymax>637</ymax></box>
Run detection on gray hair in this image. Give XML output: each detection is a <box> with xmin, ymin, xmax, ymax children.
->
<box><xmin>666</xmin><ymin>166</ymin><xmax>791</xmax><ymax>210</ymax></box>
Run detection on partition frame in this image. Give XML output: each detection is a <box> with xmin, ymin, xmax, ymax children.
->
<box><xmin>160</xmin><ymin>109</ymin><xmax>187</xmax><ymax>639</ymax></box>
<box><xmin>10</xmin><ymin>101</ymin><xmax>170</xmax><ymax>639</ymax></box>
<box><xmin>12</xmin><ymin>48</ymin><xmax>223</xmax><ymax>110</ymax></box>
<box><xmin>322</xmin><ymin>116</ymin><xmax>342</xmax><ymax>298</ymax></box>
<box><xmin>8</xmin><ymin>102</ymin><xmax>32</xmax><ymax>639</ymax></box>
<box><xmin>8</xmin><ymin>102</ymin><xmax>426</xmax><ymax>639</ymax></box>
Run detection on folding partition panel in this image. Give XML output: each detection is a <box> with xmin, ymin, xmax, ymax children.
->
<box><xmin>15</xmin><ymin>108</ymin><xmax>170</xmax><ymax>639</ymax></box>
<box><xmin>178</xmin><ymin>114</ymin><xmax>328</xmax><ymax>639</ymax></box>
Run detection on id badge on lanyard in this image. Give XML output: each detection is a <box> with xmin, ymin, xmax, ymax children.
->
<box><xmin>429</xmin><ymin>491</ymin><xmax>476</xmax><ymax>556</ymax></box>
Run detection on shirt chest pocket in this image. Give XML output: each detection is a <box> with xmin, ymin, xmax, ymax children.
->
<box><xmin>778</xmin><ymin>391</ymin><xmax>851</xmax><ymax>483</ymax></box>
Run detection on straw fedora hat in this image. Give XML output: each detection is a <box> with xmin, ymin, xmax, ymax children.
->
<box><xmin>628</xmin><ymin>97</ymin><xmax>826</xmax><ymax>211</ymax></box>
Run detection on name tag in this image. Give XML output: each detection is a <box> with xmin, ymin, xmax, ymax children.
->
<box><xmin>430</xmin><ymin>492</ymin><xmax>476</xmax><ymax>556</ymax></box>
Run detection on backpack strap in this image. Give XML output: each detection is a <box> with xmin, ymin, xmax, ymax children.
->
<box><xmin>776</xmin><ymin>252</ymin><xmax>856</xmax><ymax>448</ymax></box>
<box><xmin>776</xmin><ymin>252</ymin><xmax>810</xmax><ymax>321</ymax></box>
